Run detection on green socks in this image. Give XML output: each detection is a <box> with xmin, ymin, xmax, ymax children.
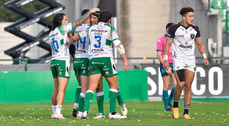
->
<box><xmin>117</xmin><ymin>91</ymin><xmax>124</xmax><ymax>105</ymax></box>
<box><xmin>96</xmin><ymin>92</ymin><xmax>104</xmax><ymax>114</ymax></box>
<box><xmin>109</xmin><ymin>89</ymin><xmax>118</xmax><ymax>113</ymax></box>
<box><xmin>75</xmin><ymin>86</ymin><xmax>81</xmax><ymax>104</ymax></box>
<box><xmin>83</xmin><ymin>90</ymin><xmax>94</xmax><ymax>111</ymax></box>
<box><xmin>78</xmin><ymin>93</ymin><xmax>85</xmax><ymax>112</ymax></box>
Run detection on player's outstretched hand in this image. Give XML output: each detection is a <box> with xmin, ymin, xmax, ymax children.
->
<box><xmin>203</xmin><ymin>59</ymin><xmax>209</xmax><ymax>67</ymax></box>
<box><xmin>90</xmin><ymin>8</ymin><xmax>100</xmax><ymax>13</ymax></box>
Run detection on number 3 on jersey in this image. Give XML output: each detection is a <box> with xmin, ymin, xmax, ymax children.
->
<box><xmin>94</xmin><ymin>36</ymin><xmax>101</xmax><ymax>48</ymax></box>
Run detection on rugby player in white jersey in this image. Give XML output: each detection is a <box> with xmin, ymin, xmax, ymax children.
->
<box><xmin>163</xmin><ymin>7</ymin><xmax>209</xmax><ymax>119</ymax></box>
<box><xmin>90</xmin><ymin>11</ymin><xmax>128</xmax><ymax>119</ymax></box>
<box><xmin>49</xmin><ymin>8</ymin><xmax>99</xmax><ymax>119</ymax></box>
<box><xmin>68</xmin><ymin>11</ymin><xmax>129</xmax><ymax>119</ymax></box>
<box><xmin>69</xmin><ymin>9</ymin><xmax>92</xmax><ymax>119</ymax></box>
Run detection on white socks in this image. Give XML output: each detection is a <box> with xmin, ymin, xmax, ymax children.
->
<box><xmin>56</xmin><ymin>105</ymin><xmax>62</xmax><ymax>115</ymax></box>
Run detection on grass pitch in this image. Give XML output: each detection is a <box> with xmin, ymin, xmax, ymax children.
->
<box><xmin>0</xmin><ymin>101</ymin><xmax>229</xmax><ymax>126</ymax></box>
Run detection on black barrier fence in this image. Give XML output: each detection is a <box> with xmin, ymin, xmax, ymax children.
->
<box><xmin>140</xmin><ymin>64</ymin><xmax>229</xmax><ymax>98</ymax></box>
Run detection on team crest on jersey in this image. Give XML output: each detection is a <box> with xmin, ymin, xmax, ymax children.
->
<box><xmin>190</xmin><ymin>33</ymin><xmax>195</xmax><ymax>39</ymax></box>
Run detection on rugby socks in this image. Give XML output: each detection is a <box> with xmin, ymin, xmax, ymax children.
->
<box><xmin>83</xmin><ymin>90</ymin><xmax>94</xmax><ymax>111</ymax></box>
<box><xmin>74</xmin><ymin>86</ymin><xmax>81</xmax><ymax>105</ymax></box>
<box><xmin>96</xmin><ymin>92</ymin><xmax>104</xmax><ymax>115</ymax></box>
<box><xmin>56</xmin><ymin>105</ymin><xmax>62</xmax><ymax>115</ymax></box>
<box><xmin>117</xmin><ymin>91</ymin><xmax>124</xmax><ymax>105</ymax></box>
<box><xmin>168</xmin><ymin>87</ymin><xmax>175</xmax><ymax>104</ymax></box>
<box><xmin>163</xmin><ymin>90</ymin><xmax>169</xmax><ymax>109</ymax></box>
<box><xmin>52</xmin><ymin>105</ymin><xmax>56</xmax><ymax>113</ymax></box>
<box><xmin>109</xmin><ymin>89</ymin><xmax>118</xmax><ymax>113</ymax></box>
<box><xmin>184</xmin><ymin>104</ymin><xmax>190</xmax><ymax>115</ymax></box>
<box><xmin>78</xmin><ymin>93</ymin><xmax>85</xmax><ymax>112</ymax></box>
<box><xmin>173</xmin><ymin>98</ymin><xmax>179</xmax><ymax>108</ymax></box>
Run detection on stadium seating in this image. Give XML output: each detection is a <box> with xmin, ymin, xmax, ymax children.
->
<box><xmin>212</xmin><ymin>0</ymin><xmax>227</xmax><ymax>9</ymax></box>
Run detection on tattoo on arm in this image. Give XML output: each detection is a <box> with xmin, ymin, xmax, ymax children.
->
<box><xmin>73</xmin><ymin>11</ymin><xmax>91</xmax><ymax>28</ymax></box>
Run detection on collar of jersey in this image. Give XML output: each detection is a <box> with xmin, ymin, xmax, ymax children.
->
<box><xmin>179</xmin><ymin>21</ymin><xmax>191</xmax><ymax>30</ymax></box>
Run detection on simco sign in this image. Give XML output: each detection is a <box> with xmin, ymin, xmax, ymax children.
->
<box><xmin>140</xmin><ymin>64</ymin><xmax>229</xmax><ymax>97</ymax></box>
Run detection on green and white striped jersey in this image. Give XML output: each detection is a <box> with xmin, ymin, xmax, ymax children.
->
<box><xmin>49</xmin><ymin>23</ymin><xmax>74</xmax><ymax>60</ymax></box>
<box><xmin>78</xmin><ymin>22</ymin><xmax>120</xmax><ymax>59</ymax></box>
<box><xmin>73</xmin><ymin>24</ymin><xmax>91</xmax><ymax>58</ymax></box>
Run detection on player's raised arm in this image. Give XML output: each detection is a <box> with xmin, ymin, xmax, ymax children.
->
<box><xmin>73</xmin><ymin>8</ymin><xmax>100</xmax><ymax>28</ymax></box>
<box><xmin>195</xmin><ymin>38</ymin><xmax>209</xmax><ymax>66</ymax></box>
<box><xmin>68</xmin><ymin>28</ymin><xmax>88</xmax><ymax>44</ymax></box>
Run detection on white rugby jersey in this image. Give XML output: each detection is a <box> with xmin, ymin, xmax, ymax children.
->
<box><xmin>49</xmin><ymin>23</ymin><xmax>74</xmax><ymax>60</ymax></box>
<box><xmin>78</xmin><ymin>22</ymin><xmax>119</xmax><ymax>59</ymax></box>
<box><xmin>73</xmin><ymin>24</ymin><xmax>91</xmax><ymax>58</ymax></box>
<box><xmin>167</xmin><ymin>22</ymin><xmax>201</xmax><ymax>61</ymax></box>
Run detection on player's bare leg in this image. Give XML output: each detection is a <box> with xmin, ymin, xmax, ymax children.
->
<box><xmin>183</xmin><ymin>70</ymin><xmax>195</xmax><ymax>119</ymax></box>
<box><xmin>55</xmin><ymin>77</ymin><xmax>69</xmax><ymax>119</ymax></box>
<box><xmin>51</xmin><ymin>78</ymin><xmax>59</xmax><ymax>119</ymax></box>
<box><xmin>172</xmin><ymin>71</ymin><xmax>185</xmax><ymax>119</ymax></box>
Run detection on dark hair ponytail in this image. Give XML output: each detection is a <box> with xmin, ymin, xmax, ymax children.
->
<box><xmin>51</xmin><ymin>13</ymin><xmax>65</xmax><ymax>30</ymax></box>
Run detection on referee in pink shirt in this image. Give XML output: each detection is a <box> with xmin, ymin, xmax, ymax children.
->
<box><xmin>156</xmin><ymin>23</ymin><xmax>177</xmax><ymax>112</ymax></box>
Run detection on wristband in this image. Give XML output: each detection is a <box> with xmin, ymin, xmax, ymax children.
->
<box><xmin>164</xmin><ymin>55</ymin><xmax>168</xmax><ymax>60</ymax></box>
<box><xmin>202</xmin><ymin>53</ymin><xmax>207</xmax><ymax>59</ymax></box>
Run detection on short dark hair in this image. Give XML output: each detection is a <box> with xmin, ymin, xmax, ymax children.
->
<box><xmin>99</xmin><ymin>11</ymin><xmax>111</xmax><ymax>23</ymax></box>
<box><xmin>166</xmin><ymin>22</ymin><xmax>173</xmax><ymax>29</ymax></box>
<box><xmin>91</xmin><ymin>11</ymin><xmax>100</xmax><ymax>22</ymax></box>
<box><xmin>52</xmin><ymin>13</ymin><xmax>65</xmax><ymax>30</ymax></box>
<box><xmin>180</xmin><ymin>7</ymin><xmax>194</xmax><ymax>16</ymax></box>
<box><xmin>81</xmin><ymin>9</ymin><xmax>89</xmax><ymax>16</ymax></box>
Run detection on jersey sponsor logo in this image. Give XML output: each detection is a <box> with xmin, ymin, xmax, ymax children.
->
<box><xmin>75</xmin><ymin>50</ymin><xmax>86</xmax><ymax>53</ymax></box>
<box><xmin>177</xmin><ymin>35</ymin><xmax>184</xmax><ymax>38</ymax></box>
<box><xmin>190</xmin><ymin>33</ymin><xmax>195</xmax><ymax>39</ymax></box>
<box><xmin>91</xmin><ymin>29</ymin><xmax>108</xmax><ymax>33</ymax></box>
<box><xmin>179</xmin><ymin>44</ymin><xmax>192</xmax><ymax>49</ymax></box>
<box><xmin>91</xmin><ymin>48</ymin><xmax>104</xmax><ymax>53</ymax></box>
<box><xmin>92</xmin><ymin>62</ymin><xmax>104</xmax><ymax>65</ymax></box>
<box><xmin>50</xmin><ymin>33</ymin><xmax>58</xmax><ymax>37</ymax></box>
